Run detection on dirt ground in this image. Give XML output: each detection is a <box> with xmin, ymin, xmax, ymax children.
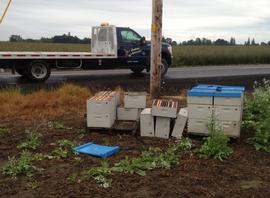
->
<box><xmin>0</xmin><ymin>114</ymin><xmax>270</xmax><ymax>198</ymax></box>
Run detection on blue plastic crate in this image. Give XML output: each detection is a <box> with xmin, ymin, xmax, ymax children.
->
<box><xmin>73</xmin><ymin>143</ymin><xmax>120</xmax><ymax>158</ymax></box>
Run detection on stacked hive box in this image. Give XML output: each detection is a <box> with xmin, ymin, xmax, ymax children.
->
<box><xmin>187</xmin><ymin>84</ymin><xmax>245</xmax><ymax>138</ymax></box>
<box><xmin>117</xmin><ymin>92</ymin><xmax>146</xmax><ymax>121</ymax></box>
<box><xmin>151</xmin><ymin>99</ymin><xmax>178</xmax><ymax>139</ymax></box>
<box><xmin>87</xmin><ymin>91</ymin><xmax>120</xmax><ymax>128</ymax></box>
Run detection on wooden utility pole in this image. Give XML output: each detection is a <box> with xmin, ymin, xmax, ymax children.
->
<box><xmin>150</xmin><ymin>0</ymin><xmax>163</xmax><ymax>98</ymax></box>
<box><xmin>0</xmin><ymin>0</ymin><xmax>12</xmax><ymax>24</ymax></box>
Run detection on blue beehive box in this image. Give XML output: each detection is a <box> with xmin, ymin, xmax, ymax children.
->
<box><xmin>73</xmin><ymin>143</ymin><xmax>120</xmax><ymax>158</ymax></box>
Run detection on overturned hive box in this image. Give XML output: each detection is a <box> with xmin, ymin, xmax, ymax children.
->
<box><xmin>152</xmin><ymin>99</ymin><xmax>178</xmax><ymax>118</ymax></box>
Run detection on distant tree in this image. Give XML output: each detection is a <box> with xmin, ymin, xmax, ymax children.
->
<box><xmin>251</xmin><ymin>38</ymin><xmax>256</xmax><ymax>45</ymax></box>
<box><xmin>230</xmin><ymin>37</ymin><xmax>236</xmax><ymax>45</ymax></box>
<box><xmin>268</xmin><ymin>41</ymin><xmax>270</xmax><ymax>45</ymax></box>
<box><xmin>214</xmin><ymin>39</ymin><xmax>229</xmax><ymax>45</ymax></box>
<box><xmin>171</xmin><ymin>41</ymin><xmax>177</xmax><ymax>46</ymax></box>
<box><xmin>261</xmin><ymin>42</ymin><xmax>267</xmax><ymax>46</ymax></box>
<box><xmin>245</xmin><ymin>38</ymin><xmax>251</xmax><ymax>46</ymax></box>
<box><xmin>9</xmin><ymin>35</ymin><xmax>23</xmax><ymax>42</ymax></box>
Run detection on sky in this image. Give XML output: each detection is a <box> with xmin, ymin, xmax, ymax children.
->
<box><xmin>0</xmin><ymin>0</ymin><xmax>270</xmax><ymax>43</ymax></box>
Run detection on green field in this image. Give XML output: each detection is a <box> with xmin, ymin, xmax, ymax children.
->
<box><xmin>1</xmin><ymin>42</ymin><xmax>270</xmax><ymax>66</ymax></box>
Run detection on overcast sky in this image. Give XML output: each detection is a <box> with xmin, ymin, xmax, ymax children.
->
<box><xmin>0</xmin><ymin>0</ymin><xmax>270</xmax><ymax>43</ymax></box>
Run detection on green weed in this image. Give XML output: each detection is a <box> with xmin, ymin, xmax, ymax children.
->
<box><xmin>86</xmin><ymin>161</ymin><xmax>112</xmax><ymax>188</ymax></box>
<box><xmin>17</xmin><ymin>129</ymin><xmax>42</xmax><ymax>151</ymax></box>
<box><xmin>52</xmin><ymin>139</ymin><xmax>76</xmax><ymax>159</ymax></box>
<box><xmin>86</xmin><ymin>139</ymin><xmax>193</xmax><ymax>188</ymax></box>
<box><xmin>54</xmin><ymin>122</ymin><xmax>65</xmax><ymax>130</ymax></box>
<box><xmin>198</xmin><ymin>121</ymin><xmax>233</xmax><ymax>160</ymax></box>
<box><xmin>0</xmin><ymin>128</ymin><xmax>10</xmax><ymax>136</ymax></box>
<box><xmin>3</xmin><ymin>151</ymin><xmax>39</xmax><ymax>177</ymax></box>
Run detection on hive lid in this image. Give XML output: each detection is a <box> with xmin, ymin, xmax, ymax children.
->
<box><xmin>188</xmin><ymin>84</ymin><xmax>245</xmax><ymax>98</ymax></box>
<box><xmin>73</xmin><ymin>143</ymin><xmax>120</xmax><ymax>158</ymax></box>
<box><xmin>187</xmin><ymin>88</ymin><xmax>216</xmax><ymax>97</ymax></box>
<box><xmin>195</xmin><ymin>84</ymin><xmax>245</xmax><ymax>92</ymax></box>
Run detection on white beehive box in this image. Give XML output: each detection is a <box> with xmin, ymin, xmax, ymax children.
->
<box><xmin>220</xmin><ymin>121</ymin><xmax>241</xmax><ymax>138</ymax></box>
<box><xmin>87</xmin><ymin>113</ymin><xmax>115</xmax><ymax>128</ymax></box>
<box><xmin>87</xmin><ymin>95</ymin><xmax>116</xmax><ymax>114</ymax></box>
<box><xmin>117</xmin><ymin>107</ymin><xmax>140</xmax><ymax>121</ymax></box>
<box><xmin>124</xmin><ymin>92</ymin><xmax>147</xmax><ymax>109</ymax></box>
<box><xmin>187</xmin><ymin>119</ymin><xmax>209</xmax><ymax>135</ymax></box>
<box><xmin>87</xmin><ymin>93</ymin><xmax>117</xmax><ymax>128</ymax></box>
<box><xmin>140</xmin><ymin>108</ymin><xmax>155</xmax><ymax>137</ymax></box>
<box><xmin>214</xmin><ymin>95</ymin><xmax>243</xmax><ymax>106</ymax></box>
<box><xmin>188</xmin><ymin>104</ymin><xmax>212</xmax><ymax>120</ymax></box>
<box><xmin>214</xmin><ymin>106</ymin><xmax>242</xmax><ymax>122</ymax></box>
<box><xmin>96</xmin><ymin>91</ymin><xmax>120</xmax><ymax>106</ymax></box>
<box><xmin>152</xmin><ymin>99</ymin><xmax>178</xmax><ymax>118</ymax></box>
<box><xmin>187</xmin><ymin>96</ymin><xmax>213</xmax><ymax>105</ymax></box>
<box><xmin>171</xmin><ymin>108</ymin><xmax>188</xmax><ymax>139</ymax></box>
<box><xmin>155</xmin><ymin>117</ymin><xmax>171</xmax><ymax>139</ymax></box>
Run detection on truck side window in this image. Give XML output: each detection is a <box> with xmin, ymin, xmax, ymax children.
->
<box><xmin>120</xmin><ymin>30</ymin><xmax>141</xmax><ymax>43</ymax></box>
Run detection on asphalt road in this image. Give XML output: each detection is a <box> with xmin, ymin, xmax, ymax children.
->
<box><xmin>1</xmin><ymin>65</ymin><xmax>270</xmax><ymax>93</ymax></box>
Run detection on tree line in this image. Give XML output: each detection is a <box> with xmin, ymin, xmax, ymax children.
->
<box><xmin>9</xmin><ymin>33</ymin><xmax>91</xmax><ymax>44</ymax></box>
<box><xmin>163</xmin><ymin>37</ymin><xmax>270</xmax><ymax>46</ymax></box>
<box><xmin>9</xmin><ymin>34</ymin><xmax>270</xmax><ymax>46</ymax></box>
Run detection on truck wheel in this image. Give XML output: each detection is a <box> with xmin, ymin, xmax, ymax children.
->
<box><xmin>160</xmin><ymin>58</ymin><xmax>169</xmax><ymax>77</ymax></box>
<box><xmin>26</xmin><ymin>60</ymin><xmax>51</xmax><ymax>82</ymax></box>
<box><xmin>131</xmin><ymin>68</ymin><xmax>144</xmax><ymax>74</ymax></box>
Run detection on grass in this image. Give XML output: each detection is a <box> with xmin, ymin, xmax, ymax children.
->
<box><xmin>0</xmin><ymin>84</ymin><xmax>92</xmax><ymax>122</ymax></box>
<box><xmin>1</xmin><ymin>42</ymin><xmax>270</xmax><ymax>66</ymax></box>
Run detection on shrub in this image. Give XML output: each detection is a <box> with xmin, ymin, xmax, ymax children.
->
<box><xmin>244</xmin><ymin>80</ymin><xmax>270</xmax><ymax>152</ymax></box>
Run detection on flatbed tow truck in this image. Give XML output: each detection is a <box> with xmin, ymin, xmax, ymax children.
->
<box><xmin>0</xmin><ymin>24</ymin><xmax>173</xmax><ymax>82</ymax></box>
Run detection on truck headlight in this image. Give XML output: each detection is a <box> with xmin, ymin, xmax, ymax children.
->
<box><xmin>168</xmin><ymin>46</ymin><xmax>173</xmax><ymax>56</ymax></box>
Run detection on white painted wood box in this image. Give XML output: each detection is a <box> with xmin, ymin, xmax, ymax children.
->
<box><xmin>187</xmin><ymin>119</ymin><xmax>210</xmax><ymax>135</ymax></box>
<box><xmin>152</xmin><ymin>99</ymin><xmax>178</xmax><ymax>118</ymax></box>
<box><xmin>140</xmin><ymin>108</ymin><xmax>155</xmax><ymax>137</ymax></box>
<box><xmin>124</xmin><ymin>92</ymin><xmax>147</xmax><ymax>109</ymax></box>
<box><xmin>172</xmin><ymin>108</ymin><xmax>188</xmax><ymax>139</ymax></box>
<box><xmin>87</xmin><ymin>113</ymin><xmax>115</xmax><ymax>128</ymax></box>
<box><xmin>188</xmin><ymin>104</ymin><xmax>212</xmax><ymax>120</ymax></box>
<box><xmin>117</xmin><ymin>107</ymin><xmax>140</xmax><ymax>121</ymax></box>
<box><xmin>214</xmin><ymin>106</ymin><xmax>242</xmax><ymax>122</ymax></box>
<box><xmin>155</xmin><ymin>117</ymin><xmax>171</xmax><ymax>139</ymax></box>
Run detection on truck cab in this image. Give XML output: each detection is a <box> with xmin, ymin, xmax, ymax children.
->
<box><xmin>0</xmin><ymin>24</ymin><xmax>173</xmax><ymax>82</ymax></box>
<box><xmin>115</xmin><ymin>27</ymin><xmax>173</xmax><ymax>75</ymax></box>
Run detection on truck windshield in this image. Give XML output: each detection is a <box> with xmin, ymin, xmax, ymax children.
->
<box><xmin>120</xmin><ymin>30</ymin><xmax>141</xmax><ymax>43</ymax></box>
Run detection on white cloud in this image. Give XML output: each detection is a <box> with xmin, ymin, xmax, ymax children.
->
<box><xmin>0</xmin><ymin>0</ymin><xmax>270</xmax><ymax>43</ymax></box>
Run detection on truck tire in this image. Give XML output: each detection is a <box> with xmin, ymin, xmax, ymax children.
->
<box><xmin>160</xmin><ymin>58</ymin><xmax>169</xmax><ymax>77</ymax></box>
<box><xmin>131</xmin><ymin>68</ymin><xmax>144</xmax><ymax>74</ymax></box>
<box><xmin>26</xmin><ymin>60</ymin><xmax>51</xmax><ymax>82</ymax></box>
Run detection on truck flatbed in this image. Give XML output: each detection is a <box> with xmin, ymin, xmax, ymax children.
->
<box><xmin>0</xmin><ymin>52</ymin><xmax>117</xmax><ymax>59</ymax></box>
